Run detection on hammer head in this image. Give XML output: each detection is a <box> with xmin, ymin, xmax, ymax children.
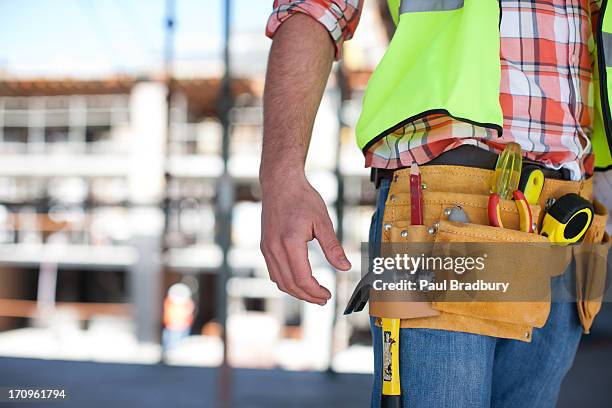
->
<box><xmin>343</xmin><ymin>269</ymin><xmax>428</xmax><ymax>315</ymax></box>
<box><xmin>343</xmin><ymin>284</ymin><xmax>370</xmax><ymax>315</ymax></box>
<box><xmin>343</xmin><ymin>272</ymin><xmax>375</xmax><ymax>315</ymax></box>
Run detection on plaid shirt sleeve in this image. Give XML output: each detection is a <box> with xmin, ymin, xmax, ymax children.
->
<box><xmin>266</xmin><ymin>0</ymin><xmax>363</xmax><ymax>60</ymax></box>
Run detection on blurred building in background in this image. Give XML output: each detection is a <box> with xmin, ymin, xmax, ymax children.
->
<box><xmin>1</xmin><ymin>0</ymin><xmax>609</xmax><ymax>383</ymax></box>
<box><xmin>0</xmin><ymin>3</ymin><xmax>611</xmax><ymax>407</ymax></box>
<box><xmin>0</xmin><ymin>0</ymin><xmax>394</xmax><ymax>372</ymax></box>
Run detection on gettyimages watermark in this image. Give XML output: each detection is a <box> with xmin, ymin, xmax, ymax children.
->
<box><xmin>370</xmin><ymin>253</ymin><xmax>511</xmax><ymax>293</ymax></box>
<box><xmin>360</xmin><ymin>242</ymin><xmax>611</xmax><ymax>303</ymax></box>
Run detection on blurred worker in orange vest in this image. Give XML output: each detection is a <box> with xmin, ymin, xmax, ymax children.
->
<box><xmin>162</xmin><ymin>283</ymin><xmax>195</xmax><ymax>352</ymax></box>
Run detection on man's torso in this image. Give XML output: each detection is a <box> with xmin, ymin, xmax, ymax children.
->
<box><xmin>365</xmin><ymin>0</ymin><xmax>601</xmax><ymax>181</ymax></box>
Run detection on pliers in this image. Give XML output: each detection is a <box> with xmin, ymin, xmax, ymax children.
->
<box><xmin>488</xmin><ymin>190</ymin><xmax>533</xmax><ymax>233</ymax></box>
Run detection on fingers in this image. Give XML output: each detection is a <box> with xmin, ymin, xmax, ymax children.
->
<box><xmin>283</xmin><ymin>237</ymin><xmax>332</xmax><ymax>301</ymax></box>
<box><xmin>261</xmin><ymin>237</ymin><xmax>330</xmax><ymax>305</ymax></box>
<box><xmin>259</xmin><ymin>187</ymin><xmax>345</xmax><ymax>304</ymax></box>
<box><xmin>314</xmin><ymin>217</ymin><xmax>351</xmax><ymax>271</ymax></box>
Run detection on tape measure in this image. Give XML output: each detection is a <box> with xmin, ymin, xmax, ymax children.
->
<box><xmin>540</xmin><ymin>193</ymin><xmax>594</xmax><ymax>245</ymax></box>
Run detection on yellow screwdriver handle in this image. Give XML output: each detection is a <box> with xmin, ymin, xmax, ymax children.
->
<box><xmin>491</xmin><ymin>142</ymin><xmax>523</xmax><ymax>200</ymax></box>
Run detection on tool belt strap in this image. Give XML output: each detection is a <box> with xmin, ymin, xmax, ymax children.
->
<box><xmin>387</xmin><ymin>165</ymin><xmax>592</xmax><ymax>208</ymax></box>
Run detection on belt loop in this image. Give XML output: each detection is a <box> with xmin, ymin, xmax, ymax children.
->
<box><xmin>560</xmin><ymin>168</ymin><xmax>571</xmax><ymax>181</ymax></box>
<box><xmin>372</xmin><ymin>168</ymin><xmax>389</xmax><ymax>189</ymax></box>
<box><xmin>371</xmin><ymin>168</ymin><xmax>380</xmax><ymax>189</ymax></box>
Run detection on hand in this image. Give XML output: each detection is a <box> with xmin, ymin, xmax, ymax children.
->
<box><xmin>260</xmin><ymin>173</ymin><xmax>352</xmax><ymax>305</ymax></box>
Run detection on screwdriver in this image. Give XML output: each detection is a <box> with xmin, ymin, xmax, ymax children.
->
<box><xmin>491</xmin><ymin>142</ymin><xmax>522</xmax><ymax>200</ymax></box>
<box><xmin>488</xmin><ymin>143</ymin><xmax>533</xmax><ymax>232</ymax></box>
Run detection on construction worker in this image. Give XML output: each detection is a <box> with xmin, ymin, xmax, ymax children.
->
<box><xmin>260</xmin><ymin>1</ymin><xmax>611</xmax><ymax>407</ymax></box>
<box><xmin>162</xmin><ymin>283</ymin><xmax>195</xmax><ymax>352</ymax></box>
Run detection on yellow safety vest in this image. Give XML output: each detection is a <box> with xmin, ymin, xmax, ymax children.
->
<box><xmin>356</xmin><ymin>0</ymin><xmax>612</xmax><ymax>170</ymax></box>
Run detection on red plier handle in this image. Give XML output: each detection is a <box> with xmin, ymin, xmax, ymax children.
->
<box><xmin>488</xmin><ymin>190</ymin><xmax>533</xmax><ymax>233</ymax></box>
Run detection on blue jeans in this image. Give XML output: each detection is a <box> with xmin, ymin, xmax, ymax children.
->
<box><xmin>369</xmin><ymin>179</ymin><xmax>583</xmax><ymax>408</ymax></box>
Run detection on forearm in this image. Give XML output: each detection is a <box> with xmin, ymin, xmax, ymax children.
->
<box><xmin>260</xmin><ymin>14</ymin><xmax>335</xmax><ymax>188</ymax></box>
<box><xmin>259</xmin><ymin>13</ymin><xmax>351</xmax><ymax>304</ymax></box>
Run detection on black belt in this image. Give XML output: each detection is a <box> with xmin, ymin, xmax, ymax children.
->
<box><xmin>371</xmin><ymin>145</ymin><xmax>570</xmax><ymax>188</ymax></box>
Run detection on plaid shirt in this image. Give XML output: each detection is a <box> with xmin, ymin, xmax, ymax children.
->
<box><xmin>266</xmin><ymin>0</ymin><xmax>363</xmax><ymax>59</ymax></box>
<box><xmin>266</xmin><ymin>0</ymin><xmax>603</xmax><ymax>180</ymax></box>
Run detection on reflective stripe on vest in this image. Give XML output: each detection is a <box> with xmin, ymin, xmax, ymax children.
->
<box><xmin>594</xmin><ymin>0</ymin><xmax>612</xmax><ymax>168</ymax></box>
<box><xmin>603</xmin><ymin>32</ymin><xmax>612</xmax><ymax>66</ymax></box>
<box><xmin>399</xmin><ymin>0</ymin><xmax>464</xmax><ymax>13</ymax></box>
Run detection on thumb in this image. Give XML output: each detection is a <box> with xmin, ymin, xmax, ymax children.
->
<box><xmin>315</xmin><ymin>218</ymin><xmax>351</xmax><ymax>271</ymax></box>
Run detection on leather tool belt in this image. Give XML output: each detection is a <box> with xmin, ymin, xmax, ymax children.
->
<box><xmin>369</xmin><ymin>147</ymin><xmax>610</xmax><ymax>341</ymax></box>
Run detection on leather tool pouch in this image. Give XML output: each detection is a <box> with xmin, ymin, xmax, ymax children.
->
<box><xmin>375</xmin><ymin>188</ymin><xmax>610</xmax><ymax>333</ymax></box>
<box><xmin>573</xmin><ymin>199</ymin><xmax>610</xmax><ymax>333</ymax></box>
<box><xmin>430</xmin><ymin>219</ymin><xmax>569</xmax><ymax>328</ymax></box>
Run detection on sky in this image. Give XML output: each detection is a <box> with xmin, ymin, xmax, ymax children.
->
<box><xmin>0</xmin><ymin>0</ymin><xmax>271</xmax><ymax>77</ymax></box>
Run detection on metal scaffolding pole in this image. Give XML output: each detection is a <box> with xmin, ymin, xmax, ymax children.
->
<box><xmin>157</xmin><ymin>0</ymin><xmax>175</xmax><ymax>360</ymax></box>
<box><xmin>329</xmin><ymin>64</ymin><xmax>348</xmax><ymax>374</ymax></box>
<box><xmin>216</xmin><ymin>0</ymin><xmax>234</xmax><ymax>406</ymax></box>
<box><xmin>163</xmin><ymin>0</ymin><xmax>175</xmax><ymax>243</ymax></box>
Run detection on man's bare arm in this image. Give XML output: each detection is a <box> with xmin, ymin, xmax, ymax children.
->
<box><xmin>260</xmin><ymin>14</ymin><xmax>351</xmax><ymax>305</ymax></box>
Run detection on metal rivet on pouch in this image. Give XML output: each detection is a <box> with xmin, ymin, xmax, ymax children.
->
<box><xmin>433</xmin><ymin>221</ymin><xmax>440</xmax><ymax>229</ymax></box>
<box><xmin>427</xmin><ymin>227</ymin><xmax>437</xmax><ymax>235</ymax></box>
<box><xmin>394</xmin><ymin>174</ymin><xmax>399</xmax><ymax>182</ymax></box>
<box><xmin>384</xmin><ymin>223</ymin><xmax>392</xmax><ymax>231</ymax></box>
<box><xmin>421</xmin><ymin>183</ymin><xmax>428</xmax><ymax>190</ymax></box>
<box><xmin>524</xmin><ymin>332</ymin><xmax>530</xmax><ymax>339</ymax></box>
<box><xmin>401</xmin><ymin>230</ymin><xmax>409</xmax><ymax>238</ymax></box>
<box><xmin>390</xmin><ymin>194</ymin><xmax>396</xmax><ymax>202</ymax></box>
<box><xmin>532</xmin><ymin>222</ymin><xmax>537</xmax><ymax>232</ymax></box>
<box><xmin>443</xmin><ymin>208</ymin><xmax>452</xmax><ymax>217</ymax></box>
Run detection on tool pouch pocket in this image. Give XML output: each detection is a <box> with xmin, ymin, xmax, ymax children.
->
<box><xmin>430</xmin><ymin>220</ymin><xmax>571</xmax><ymax>328</ymax></box>
<box><xmin>369</xmin><ymin>223</ymin><xmax>442</xmax><ymax>319</ymax></box>
<box><xmin>383</xmin><ymin>191</ymin><xmax>543</xmax><ymax>231</ymax></box>
<box><xmin>574</xmin><ymin>199</ymin><xmax>610</xmax><ymax>333</ymax></box>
